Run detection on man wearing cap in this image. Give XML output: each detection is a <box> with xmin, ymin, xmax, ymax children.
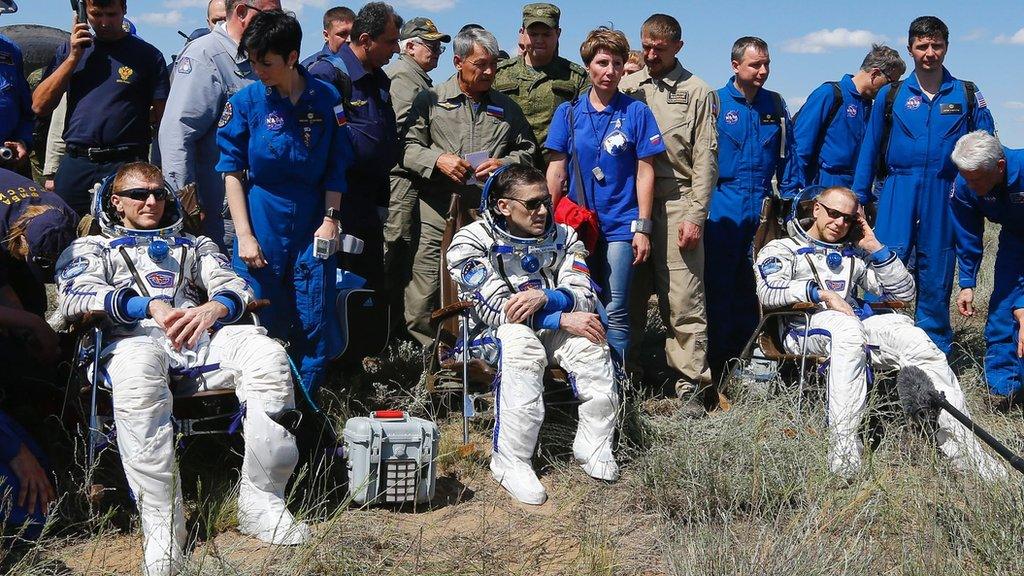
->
<box><xmin>308</xmin><ymin>2</ymin><xmax>402</xmax><ymax>291</ymax></box>
<box><xmin>32</xmin><ymin>0</ymin><xmax>170</xmax><ymax>217</ymax></box>
<box><xmin>158</xmin><ymin>0</ymin><xmax>280</xmax><ymax>252</ymax></box>
<box><xmin>402</xmin><ymin>26</ymin><xmax>536</xmax><ymax>344</ymax></box>
<box><xmin>620</xmin><ymin>13</ymin><xmax>718</xmax><ymax>414</ymax></box>
<box><xmin>0</xmin><ymin>167</ymin><xmax>76</xmax><ymax>375</ymax></box>
<box><xmin>0</xmin><ymin>0</ymin><xmax>34</xmax><ymax>177</ymax></box>
<box><xmin>383</xmin><ymin>16</ymin><xmax>450</xmax><ymax>339</ymax></box>
<box><xmin>494</xmin><ymin>3</ymin><xmax>587</xmax><ymax>160</ymax></box>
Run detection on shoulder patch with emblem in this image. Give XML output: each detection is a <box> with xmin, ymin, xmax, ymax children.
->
<box><xmin>177</xmin><ymin>56</ymin><xmax>192</xmax><ymax>75</ymax></box>
<box><xmin>218</xmin><ymin>102</ymin><xmax>233</xmax><ymax>128</ymax></box>
<box><xmin>758</xmin><ymin>256</ymin><xmax>783</xmax><ymax>279</ymax></box>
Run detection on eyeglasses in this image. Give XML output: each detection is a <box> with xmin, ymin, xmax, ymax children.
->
<box><xmin>412</xmin><ymin>40</ymin><xmax>446</xmax><ymax>55</ymax></box>
<box><xmin>816</xmin><ymin>202</ymin><xmax>857</xmax><ymax>225</ymax></box>
<box><xmin>115</xmin><ymin>187</ymin><xmax>168</xmax><ymax>202</ymax></box>
<box><xmin>508</xmin><ymin>196</ymin><xmax>552</xmax><ymax>211</ymax></box>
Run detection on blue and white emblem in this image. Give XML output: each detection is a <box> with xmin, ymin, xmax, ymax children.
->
<box><xmin>725</xmin><ymin>110</ymin><xmax>739</xmax><ymax>125</ymax></box>
<box><xmin>265</xmin><ymin>111</ymin><xmax>284</xmax><ymax>131</ymax></box>
<box><xmin>758</xmin><ymin>256</ymin><xmax>782</xmax><ymax>279</ymax></box>
<box><xmin>905</xmin><ymin>96</ymin><xmax>922</xmax><ymax>111</ymax></box>
<box><xmin>60</xmin><ymin>256</ymin><xmax>89</xmax><ymax>280</ymax></box>
<box><xmin>460</xmin><ymin>259</ymin><xmax>489</xmax><ymax>288</ymax></box>
<box><xmin>846</xmin><ymin>104</ymin><xmax>857</xmax><ymax>118</ymax></box>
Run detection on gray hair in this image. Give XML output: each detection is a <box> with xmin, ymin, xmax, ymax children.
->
<box><xmin>951</xmin><ymin>130</ymin><xmax>1005</xmax><ymax>172</ymax></box>
<box><xmin>731</xmin><ymin>36</ymin><xmax>768</xmax><ymax>63</ymax></box>
<box><xmin>454</xmin><ymin>27</ymin><xmax>499</xmax><ymax>59</ymax></box>
<box><xmin>860</xmin><ymin>44</ymin><xmax>906</xmax><ymax>81</ymax></box>
<box><xmin>399</xmin><ymin>38</ymin><xmax>416</xmax><ymax>54</ymax></box>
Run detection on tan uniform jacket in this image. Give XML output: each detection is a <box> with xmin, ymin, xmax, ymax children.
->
<box><xmin>620</xmin><ymin>60</ymin><xmax>718</xmax><ymax>224</ymax></box>
<box><xmin>402</xmin><ymin>76</ymin><xmax>536</xmax><ymax>198</ymax></box>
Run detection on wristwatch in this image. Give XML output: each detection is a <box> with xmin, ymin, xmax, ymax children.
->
<box><xmin>630</xmin><ymin>218</ymin><xmax>653</xmax><ymax>235</ymax></box>
<box><xmin>325</xmin><ymin>207</ymin><xmax>342</xmax><ymax>222</ymax></box>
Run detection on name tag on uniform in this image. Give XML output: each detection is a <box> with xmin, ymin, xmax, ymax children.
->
<box><xmin>667</xmin><ymin>90</ymin><xmax>690</xmax><ymax>105</ymax></box>
<box><xmin>941</xmin><ymin>103</ymin><xmax>963</xmax><ymax>115</ymax></box>
<box><xmin>760</xmin><ymin>113</ymin><xmax>780</xmax><ymax>125</ymax></box>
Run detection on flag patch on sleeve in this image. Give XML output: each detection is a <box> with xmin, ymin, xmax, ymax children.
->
<box><xmin>572</xmin><ymin>258</ymin><xmax>590</xmax><ymax>275</ymax></box>
<box><xmin>649</xmin><ymin>134</ymin><xmax>662</xmax><ymax>145</ymax></box>
<box><xmin>333</xmin><ymin>104</ymin><xmax>347</xmax><ymax>126</ymax></box>
<box><xmin>485</xmin><ymin>105</ymin><xmax>504</xmax><ymax>119</ymax></box>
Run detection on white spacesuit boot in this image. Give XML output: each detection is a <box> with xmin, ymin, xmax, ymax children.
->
<box><xmin>106</xmin><ymin>338</ymin><xmax>187</xmax><ymax>576</ymax></box>
<box><xmin>490</xmin><ymin>324</ymin><xmax>548</xmax><ymax>505</ymax></box>
<box><xmin>237</xmin><ymin>400</ymin><xmax>310</xmax><ymax>545</ymax></box>
<box><xmin>551</xmin><ymin>332</ymin><xmax>619</xmax><ymax>481</ymax></box>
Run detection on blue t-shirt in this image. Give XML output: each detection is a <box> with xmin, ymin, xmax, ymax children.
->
<box><xmin>44</xmin><ymin>34</ymin><xmax>169</xmax><ymax>147</ymax></box>
<box><xmin>546</xmin><ymin>91</ymin><xmax>665</xmax><ymax>242</ymax></box>
<box><xmin>0</xmin><ymin>35</ymin><xmax>33</xmax><ymax>146</ymax></box>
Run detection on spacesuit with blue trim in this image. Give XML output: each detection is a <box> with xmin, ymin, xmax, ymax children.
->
<box><xmin>446</xmin><ymin>171</ymin><xmax>617</xmax><ymax>505</ymax></box>
<box><xmin>754</xmin><ymin>194</ymin><xmax>1003</xmax><ymax>481</ymax></box>
<box><xmin>54</xmin><ymin>176</ymin><xmax>308</xmax><ymax>575</ymax></box>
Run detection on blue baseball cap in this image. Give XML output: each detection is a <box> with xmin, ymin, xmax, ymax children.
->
<box><xmin>25</xmin><ymin>204</ymin><xmax>78</xmax><ymax>283</ymax></box>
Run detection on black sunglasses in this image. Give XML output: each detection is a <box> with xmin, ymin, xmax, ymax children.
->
<box><xmin>817</xmin><ymin>202</ymin><xmax>857</xmax><ymax>225</ymax></box>
<box><xmin>507</xmin><ymin>196</ymin><xmax>552</xmax><ymax>211</ymax></box>
<box><xmin>115</xmin><ymin>187</ymin><xmax>168</xmax><ymax>202</ymax></box>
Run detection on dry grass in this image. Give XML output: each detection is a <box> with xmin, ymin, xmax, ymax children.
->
<box><xmin>6</xmin><ymin>225</ymin><xmax>1023</xmax><ymax>575</ymax></box>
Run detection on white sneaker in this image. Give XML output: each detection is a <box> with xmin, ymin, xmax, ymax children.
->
<box><xmin>237</xmin><ymin>479</ymin><xmax>311</xmax><ymax>546</ymax></box>
<box><xmin>579</xmin><ymin>455</ymin><xmax>619</xmax><ymax>482</ymax></box>
<box><xmin>490</xmin><ymin>457</ymin><xmax>547</xmax><ymax>505</ymax></box>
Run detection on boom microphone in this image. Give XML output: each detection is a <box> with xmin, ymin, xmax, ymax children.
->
<box><xmin>897</xmin><ymin>366</ymin><xmax>1024</xmax><ymax>475</ymax></box>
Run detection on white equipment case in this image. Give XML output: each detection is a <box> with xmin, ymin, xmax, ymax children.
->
<box><xmin>343</xmin><ymin>410</ymin><xmax>439</xmax><ymax>505</ymax></box>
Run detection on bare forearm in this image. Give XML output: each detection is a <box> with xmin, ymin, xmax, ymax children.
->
<box><xmin>546</xmin><ymin>156</ymin><xmax>567</xmax><ymax>206</ymax></box>
<box><xmin>636</xmin><ymin>158</ymin><xmax>655</xmax><ymax>219</ymax></box>
<box><xmin>32</xmin><ymin>61</ymin><xmax>75</xmax><ymax>116</ymax></box>
<box><xmin>224</xmin><ymin>172</ymin><xmax>254</xmax><ymax>237</ymax></box>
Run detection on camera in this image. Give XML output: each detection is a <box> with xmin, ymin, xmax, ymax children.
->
<box><xmin>0</xmin><ymin>147</ymin><xmax>13</xmax><ymax>162</ymax></box>
<box><xmin>314</xmin><ymin>236</ymin><xmax>337</xmax><ymax>260</ymax></box>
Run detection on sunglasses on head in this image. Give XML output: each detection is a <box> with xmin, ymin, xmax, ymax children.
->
<box><xmin>817</xmin><ymin>202</ymin><xmax>857</xmax><ymax>225</ymax></box>
<box><xmin>508</xmin><ymin>196</ymin><xmax>552</xmax><ymax>211</ymax></box>
<box><xmin>115</xmin><ymin>187</ymin><xmax>168</xmax><ymax>202</ymax></box>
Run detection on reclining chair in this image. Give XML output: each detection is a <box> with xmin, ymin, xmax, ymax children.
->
<box><xmin>728</xmin><ymin>192</ymin><xmax>903</xmax><ymax>412</ymax></box>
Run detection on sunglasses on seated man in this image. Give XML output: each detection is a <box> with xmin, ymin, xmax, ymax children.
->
<box><xmin>115</xmin><ymin>188</ymin><xmax>169</xmax><ymax>202</ymax></box>
<box><xmin>817</xmin><ymin>201</ymin><xmax>858</xmax><ymax>225</ymax></box>
<box><xmin>507</xmin><ymin>195</ymin><xmax>552</xmax><ymax>211</ymax></box>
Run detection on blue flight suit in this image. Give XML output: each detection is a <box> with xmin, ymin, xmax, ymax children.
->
<box><xmin>950</xmin><ymin>147</ymin><xmax>1024</xmax><ymax>397</ymax></box>
<box><xmin>853</xmin><ymin>69</ymin><xmax>994</xmax><ymax>353</ymax></box>
<box><xmin>216</xmin><ymin>68</ymin><xmax>354</xmax><ymax>393</ymax></box>
<box><xmin>299</xmin><ymin>43</ymin><xmax>334</xmax><ymax>70</ymax></box>
<box><xmin>793</xmin><ymin>74</ymin><xmax>870</xmax><ymax>188</ymax></box>
<box><xmin>706</xmin><ymin>79</ymin><xmax>799</xmax><ymax>373</ymax></box>
<box><xmin>308</xmin><ymin>43</ymin><xmax>399</xmax><ymax>290</ymax></box>
<box><xmin>0</xmin><ymin>34</ymin><xmax>32</xmax><ymax>150</ymax></box>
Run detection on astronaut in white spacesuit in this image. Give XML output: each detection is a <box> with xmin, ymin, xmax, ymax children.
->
<box><xmin>446</xmin><ymin>164</ymin><xmax>618</xmax><ymax>505</ymax></box>
<box><xmin>55</xmin><ymin>163</ymin><xmax>308</xmax><ymax>576</ymax></box>
<box><xmin>754</xmin><ymin>185</ymin><xmax>1005</xmax><ymax>481</ymax></box>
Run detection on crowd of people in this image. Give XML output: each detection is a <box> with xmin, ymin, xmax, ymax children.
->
<box><xmin>0</xmin><ymin>0</ymin><xmax>1022</xmax><ymax>572</ymax></box>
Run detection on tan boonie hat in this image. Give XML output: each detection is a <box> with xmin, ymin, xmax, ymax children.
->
<box><xmin>400</xmin><ymin>17</ymin><xmax>452</xmax><ymax>42</ymax></box>
<box><xmin>522</xmin><ymin>3</ymin><xmax>559</xmax><ymax>29</ymax></box>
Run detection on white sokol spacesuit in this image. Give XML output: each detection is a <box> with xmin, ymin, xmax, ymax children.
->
<box><xmin>754</xmin><ymin>219</ymin><xmax>1005</xmax><ymax>481</ymax></box>
<box><xmin>55</xmin><ymin>182</ymin><xmax>309</xmax><ymax>575</ymax></box>
<box><xmin>447</xmin><ymin>204</ymin><xmax>618</xmax><ymax>505</ymax></box>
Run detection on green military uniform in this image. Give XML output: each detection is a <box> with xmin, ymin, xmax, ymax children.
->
<box><xmin>402</xmin><ymin>76</ymin><xmax>536</xmax><ymax>344</ymax></box>
<box><xmin>384</xmin><ymin>53</ymin><xmax>434</xmax><ymax>300</ymax></box>
<box><xmin>493</xmin><ymin>2</ymin><xmax>587</xmax><ymax>155</ymax></box>
<box><xmin>494</xmin><ymin>55</ymin><xmax>587</xmax><ymax>152</ymax></box>
<box><xmin>620</xmin><ymin>59</ymin><xmax>719</xmax><ymax>394</ymax></box>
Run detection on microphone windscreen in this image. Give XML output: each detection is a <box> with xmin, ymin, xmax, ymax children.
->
<box><xmin>896</xmin><ymin>366</ymin><xmax>940</xmax><ymax>422</ymax></box>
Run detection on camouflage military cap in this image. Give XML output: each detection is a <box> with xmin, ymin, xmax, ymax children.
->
<box><xmin>401</xmin><ymin>17</ymin><xmax>451</xmax><ymax>42</ymax></box>
<box><xmin>522</xmin><ymin>3</ymin><xmax>559</xmax><ymax>29</ymax></box>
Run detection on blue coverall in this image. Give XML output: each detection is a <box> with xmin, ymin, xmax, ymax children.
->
<box><xmin>950</xmin><ymin>147</ymin><xmax>1024</xmax><ymax>397</ymax></box>
<box><xmin>853</xmin><ymin>69</ymin><xmax>994</xmax><ymax>353</ymax></box>
<box><xmin>0</xmin><ymin>34</ymin><xmax>32</xmax><ymax>151</ymax></box>
<box><xmin>216</xmin><ymin>69</ymin><xmax>354</xmax><ymax>393</ymax></box>
<box><xmin>706</xmin><ymin>79</ymin><xmax>799</xmax><ymax>372</ymax></box>
<box><xmin>793</xmin><ymin>74</ymin><xmax>871</xmax><ymax>188</ymax></box>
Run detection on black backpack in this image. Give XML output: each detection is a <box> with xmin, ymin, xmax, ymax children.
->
<box><xmin>874</xmin><ymin>79</ymin><xmax>978</xmax><ymax>179</ymax></box>
<box><xmin>793</xmin><ymin>81</ymin><xmax>843</xmax><ymax>173</ymax></box>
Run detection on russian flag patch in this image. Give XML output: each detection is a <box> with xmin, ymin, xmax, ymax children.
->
<box><xmin>572</xmin><ymin>258</ymin><xmax>590</xmax><ymax>275</ymax></box>
<box><xmin>649</xmin><ymin>134</ymin><xmax>662</xmax><ymax>145</ymax></box>
<box><xmin>333</xmin><ymin>104</ymin><xmax>347</xmax><ymax>126</ymax></box>
<box><xmin>485</xmin><ymin>105</ymin><xmax>504</xmax><ymax>119</ymax></box>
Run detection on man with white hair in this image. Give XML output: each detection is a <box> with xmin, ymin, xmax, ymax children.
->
<box><xmin>950</xmin><ymin>130</ymin><xmax>1024</xmax><ymax>411</ymax></box>
<box><xmin>402</xmin><ymin>26</ymin><xmax>536</xmax><ymax>344</ymax></box>
<box><xmin>383</xmin><ymin>17</ymin><xmax>450</xmax><ymax>340</ymax></box>
<box><xmin>754</xmin><ymin>185</ymin><xmax>1005</xmax><ymax>481</ymax></box>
